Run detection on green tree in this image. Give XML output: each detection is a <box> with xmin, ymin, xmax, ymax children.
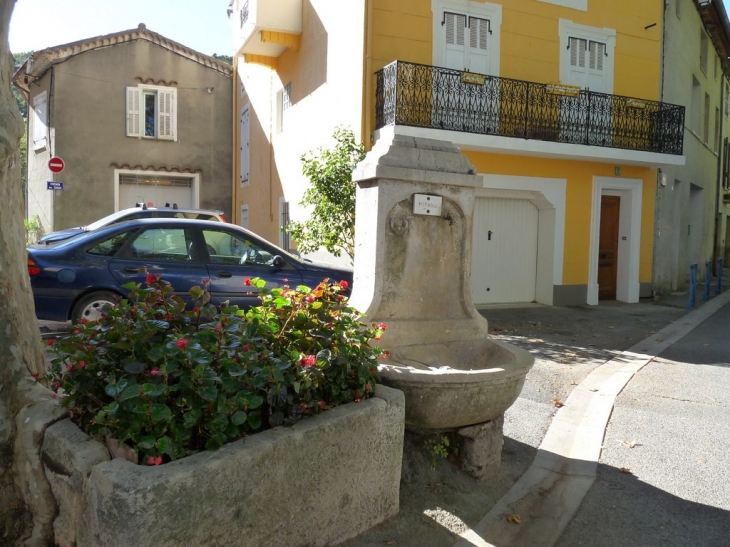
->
<box><xmin>286</xmin><ymin>128</ymin><xmax>365</xmax><ymax>262</ymax></box>
<box><xmin>12</xmin><ymin>51</ymin><xmax>30</xmax><ymax>117</ymax></box>
<box><xmin>212</xmin><ymin>53</ymin><xmax>233</xmax><ymax>65</ymax></box>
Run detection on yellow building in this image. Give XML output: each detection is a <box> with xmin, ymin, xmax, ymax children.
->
<box><xmin>231</xmin><ymin>0</ymin><xmax>685</xmax><ymax>306</ymax></box>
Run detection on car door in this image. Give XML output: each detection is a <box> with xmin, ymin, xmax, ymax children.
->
<box><xmin>200</xmin><ymin>227</ymin><xmax>302</xmax><ymax>308</ymax></box>
<box><xmin>109</xmin><ymin>225</ymin><xmax>209</xmax><ymax>304</ymax></box>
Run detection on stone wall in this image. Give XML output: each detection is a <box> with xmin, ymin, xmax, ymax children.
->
<box><xmin>42</xmin><ymin>385</ymin><xmax>405</xmax><ymax>547</ymax></box>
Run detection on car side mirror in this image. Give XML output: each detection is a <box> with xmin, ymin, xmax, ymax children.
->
<box><xmin>272</xmin><ymin>255</ymin><xmax>285</xmax><ymax>269</ymax></box>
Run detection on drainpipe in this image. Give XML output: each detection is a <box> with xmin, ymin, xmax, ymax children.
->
<box><xmin>714</xmin><ymin>75</ymin><xmax>724</xmax><ymax>265</ymax></box>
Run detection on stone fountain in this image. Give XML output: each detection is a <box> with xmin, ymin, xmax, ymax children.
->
<box><xmin>349</xmin><ymin>131</ymin><xmax>534</xmax><ymax>477</ymax></box>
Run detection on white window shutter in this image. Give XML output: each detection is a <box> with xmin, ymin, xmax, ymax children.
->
<box><xmin>126</xmin><ymin>87</ymin><xmax>142</xmax><ymax>137</ymax></box>
<box><xmin>444</xmin><ymin>11</ymin><xmax>467</xmax><ymax>70</ymax></box>
<box><xmin>32</xmin><ymin>92</ymin><xmax>48</xmax><ymax>149</ymax></box>
<box><xmin>158</xmin><ymin>89</ymin><xmax>176</xmax><ymax>141</ymax></box>
<box><xmin>240</xmin><ymin>105</ymin><xmax>250</xmax><ymax>185</ymax></box>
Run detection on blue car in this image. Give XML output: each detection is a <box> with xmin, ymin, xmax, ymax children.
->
<box><xmin>28</xmin><ymin>218</ymin><xmax>353</xmax><ymax>323</ymax></box>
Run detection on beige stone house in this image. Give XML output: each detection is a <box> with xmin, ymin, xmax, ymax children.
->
<box><xmin>14</xmin><ymin>24</ymin><xmax>233</xmax><ymax>233</ymax></box>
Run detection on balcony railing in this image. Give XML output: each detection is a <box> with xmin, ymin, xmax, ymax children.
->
<box><xmin>375</xmin><ymin>61</ymin><xmax>685</xmax><ymax>156</ymax></box>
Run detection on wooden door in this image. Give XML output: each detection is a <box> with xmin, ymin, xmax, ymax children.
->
<box><xmin>598</xmin><ymin>196</ymin><xmax>620</xmax><ymax>300</ymax></box>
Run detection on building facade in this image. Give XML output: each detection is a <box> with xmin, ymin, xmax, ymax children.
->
<box><xmin>15</xmin><ymin>24</ymin><xmax>233</xmax><ymax>234</ymax></box>
<box><xmin>654</xmin><ymin>0</ymin><xmax>730</xmax><ymax>295</ymax></box>
<box><xmin>232</xmin><ymin>0</ymin><xmax>687</xmax><ymax>305</ymax></box>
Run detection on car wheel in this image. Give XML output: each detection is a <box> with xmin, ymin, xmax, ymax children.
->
<box><xmin>71</xmin><ymin>291</ymin><xmax>120</xmax><ymax>323</ymax></box>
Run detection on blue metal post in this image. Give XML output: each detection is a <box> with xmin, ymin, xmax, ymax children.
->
<box><xmin>703</xmin><ymin>261</ymin><xmax>712</xmax><ymax>301</ymax></box>
<box><xmin>717</xmin><ymin>258</ymin><xmax>724</xmax><ymax>295</ymax></box>
<box><xmin>687</xmin><ymin>263</ymin><xmax>698</xmax><ymax>309</ymax></box>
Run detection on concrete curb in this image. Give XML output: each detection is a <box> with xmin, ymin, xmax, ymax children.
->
<box><xmin>451</xmin><ymin>289</ymin><xmax>730</xmax><ymax>547</ymax></box>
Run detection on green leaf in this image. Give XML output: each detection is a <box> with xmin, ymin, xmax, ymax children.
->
<box><xmin>206</xmin><ymin>434</ymin><xmax>225</xmax><ymax>451</ymax></box>
<box><xmin>136</xmin><ymin>436</ymin><xmax>156</xmax><ymax>450</ymax></box>
<box><xmin>124</xmin><ymin>361</ymin><xmax>145</xmax><ymax>374</ymax></box>
<box><xmin>141</xmin><ymin>383</ymin><xmax>167</xmax><ymax>397</ymax></box>
<box><xmin>247</xmin><ymin>394</ymin><xmax>264</xmax><ymax>409</ymax></box>
<box><xmin>150</xmin><ymin>404</ymin><xmax>172</xmax><ymax>422</ymax></box>
<box><xmin>231</xmin><ymin>410</ymin><xmax>248</xmax><ymax>426</ymax></box>
<box><xmin>120</xmin><ymin>384</ymin><xmax>140</xmax><ymax>401</ymax></box>
<box><xmin>247</xmin><ymin>412</ymin><xmax>262</xmax><ymax>430</ymax></box>
<box><xmin>156</xmin><ymin>436</ymin><xmax>173</xmax><ymax>456</ymax></box>
<box><xmin>198</xmin><ymin>385</ymin><xmax>218</xmax><ymax>401</ymax></box>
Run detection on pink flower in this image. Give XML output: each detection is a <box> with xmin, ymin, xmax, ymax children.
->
<box><xmin>243</xmin><ymin>344</ymin><xmax>250</xmax><ymax>351</ymax></box>
<box><xmin>318</xmin><ymin>400</ymin><xmax>326</xmax><ymax>408</ymax></box>
<box><xmin>354</xmin><ymin>398</ymin><xmax>361</xmax><ymax>403</ymax></box>
<box><xmin>146</xmin><ymin>273</ymin><xmax>157</xmax><ymax>285</ymax></box>
<box><xmin>299</xmin><ymin>354</ymin><xmax>316</xmax><ymax>368</ymax></box>
<box><xmin>339</xmin><ymin>280</ymin><xmax>349</xmax><ymax>290</ymax></box>
<box><xmin>74</xmin><ymin>329</ymin><xmax>80</xmax><ymax>334</ymax></box>
<box><xmin>176</xmin><ymin>338</ymin><xmax>188</xmax><ymax>349</ymax></box>
<box><xmin>147</xmin><ymin>456</ymin><xmax>163</xmax><ymax>466</ymax></box>
<box><xmin>366</xmin><ymin>383</ymin><xmax>372</xmax><ymax>391</ymax></box>
<box><xmin>244</xmin><ymin>278</ymin><xmax>252</xmax><ymax>286</ymax></box>
<box><xmin>283</xmin><ymin>278</ymin><xmax>289</xmax><ymax>284</ymax></box>
<box><xmin>77</xmin><ymin>361</ymin><xmax>87</xmax><ymax>369</ymax></box>
<box><xmin>305</xmin><ymin>295</ymin><xmax>315</xmax><ymax>303</ymax></box>
<box><xmin>202</xmin><ymin>277</ymin><xmax>211</xmax><ymax>286</ymax></box>
<box><xmin>151</xmin><ymin>368</ymin><xmax>160</xmax><ymax>376</ymax></box>
<box><xmin>66</xmin><ymin>364</ymin><xmax>73</xmax><ymax>373</ymax></box>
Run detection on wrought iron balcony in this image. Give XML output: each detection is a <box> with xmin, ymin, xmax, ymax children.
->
<box><xmin>375</xmin><ymin>61</ymin><xmax>685</xmax><ymax>156</ymax></box>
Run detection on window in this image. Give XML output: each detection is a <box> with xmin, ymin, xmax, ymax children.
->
<box><xmin>559</xmin><ymin>20</ymin><xmax>616</xmax><ymax>94</ymax></box>
<box><xmin>715</xmin><ymin>107</ymin><xmax>721</xmax><ymax>152</ymax></box>
<box><xmin>240</xmin><ymin>105</ymin><xmax>250</xmax><ymax>186</ymax></box>
<box><xmin>704</xmin><ymin>92</ymin><xmax>711</xmax><ymax>144</ymax></box>
<box><xmin>87</xmin><ymin>231</ymin><xmax>134</xmax><ymax>257</ymax></box>
<box><xmin>201</xmin><ymin>228</ymin><xmax>278</xmax><ymax>267</ymax></box>
<box><xmin>434</xmin><ymin>0</ymin><xmax>501</xmax><ymax>75</ymax></box>
<box><xmin>32</xmin><ymin>91</ymin><xmax>47</xmax><ymax>151</ymax></box>
<box><xmin>691</xmin><ymin>76</ymin><xmax>701</xmax><ymax>134</ymax></box>
<box><xmin>126</xmin><ymin>85</ymin><xmax>177</xmax><ymax>141</ymax></box>
<box><xmin>279</xmin><ymin>198</ymin><xmax>290</xmax><ymax>251</ymax></box>
<box><xmin>700</xmin><ymin>30</ymin><xmax>709</xmax><ymax>74</ymax></box>
<box><xmin>129</xmin><ymin>228</ymin><xmax>194</xmax><ymax>262</ymax></box>
<box><xmin>276</xmin><ymin>82</ymin><xmax>292</xmax><ymax>134</ymax></box>
<box><xmin>240</xmin><ymin>205</ymin><xmax>249</xmax><ymax>229</ymax></box>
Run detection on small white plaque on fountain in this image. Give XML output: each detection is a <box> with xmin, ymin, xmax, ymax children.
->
<box><xmin>413</xmin><ymin>194</ymin><xmax>442</xmax><ymax>216</ymax></box>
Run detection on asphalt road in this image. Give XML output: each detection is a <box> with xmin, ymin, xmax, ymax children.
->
<box><xmin>557</xmin><ymin>300</ymin><xmax>730</xmax><ymax>547</ymax></box>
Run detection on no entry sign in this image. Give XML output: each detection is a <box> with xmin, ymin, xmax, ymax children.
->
<box><xmin>48</xmin><ymin>157</ymin><xmax>65</xmax><ymax>173</ymax></box>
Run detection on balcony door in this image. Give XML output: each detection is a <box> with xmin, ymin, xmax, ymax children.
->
<box><xmin>558</xmin><ymin>21</ymin><xmax>616</xmax><ymax>146</ymax></box>
<box><xmin>432</xmin><ymin>1</ymin><xmax>501</xmax><ymax>134</ymax></box>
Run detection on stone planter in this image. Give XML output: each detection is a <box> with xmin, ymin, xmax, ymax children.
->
<box><xmin>42</xmin><ymin>385</ymin><xmax>405</xmax><ymax>547</ymax></box>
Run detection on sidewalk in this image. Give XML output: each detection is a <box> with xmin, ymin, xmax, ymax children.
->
<box><xmin>338</xmin><ymin>276</ymin><xmax>730</xmax><ymax>547</ymax></box>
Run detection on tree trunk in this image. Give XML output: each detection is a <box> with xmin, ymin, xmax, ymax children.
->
<box><xmin>0</xmin><ymin>1</ymin><xmax>66</xmax><ymax>544</ymax></box>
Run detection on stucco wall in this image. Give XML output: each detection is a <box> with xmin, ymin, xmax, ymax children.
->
<box><xmin>655</xmin><ymin>0</ymin><xmax>724</xmax><ymax>293</ymax></box>
<box><xmin>27</xmin><ymin>40</ymin><xmax>232</xmax><ymax>232</ymax></box>
<box><xmin>235</xmin><ymin>0</ymin><xmax>365</xmax><ymax>264</ymax></box>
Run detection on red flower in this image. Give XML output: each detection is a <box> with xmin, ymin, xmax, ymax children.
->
<box><xmin>192</xmin><ymin>307</ymin><xmax>199</xmax><ymax>314</ymax></box>
<box><xmin>377</xmin><ymin>323</ymin><xmax>387</xmax><ymax>331</ymax></box>
<box><xmin>165</xmin><ymin>314</ymin><xmax>174</xmax><ymax>321</ymax></box>
<box><xmin>176</xmin><ymin>338</ymin><xmax>188</xmax><ymax>349</ymax></box>
<box><xmin>366</xmin><ymin>383</ymin><xmax>372</xmax><ymax>391</ymax></box>
<box><xmin>380</xmin><ymin>350</ymin><xmax>391</xmax><ymax>360</ymax></box>
<box><xmin>318</xmin><ymin>400</ymin><xmax>326</xmax><ymax>407</ymax></box>
<box><xmin>146</xmin><ymin>273</ymin><xmax>157</xmax><ymax>285</ymax></box>
<box><xmin>77</xmin><ymin>361</ymin><xmax>87</xmax><ymax>369</ymax></box>
<box><xmin>66</xmin><ymin>364</ymin><xmax>73</xmax><ymax>373</ymax></box>
<box><xmin>369</xmin><ymin>367</ymin><xmax>376</xmax><ymax>374</ymax></box>
<box><xmin>354</xmin><ymin>398</ymin><xmax>361</xmax><ymax>403</ymax></box>
<box><xmin>46</xmin><ymin>339</ymin><xmax>54</xmax><ymax>346</ymax></box>
<box><xmin>80</xmin><ymin>317</ymin><xmax>88</xmax><ymax>325</ymax></box>
<box><xmin>339</xmin><ymin>280</ymin><xmax>349</xmax><ymax>290</ymax></box>
<box><xmin>337</xmin><ymin>295</ymin><xmax>344</xmax><ymax>301</ymax></box>
<box><xmin>202</xmin><ymin>277</ymin><xmax>211</xmax><ymax>286</ymax></box>
<box><xmin>147</xmin><ymin>456</ymin><xmax>163</xmax><ymax>466</ymax></box>
<box><xmin>74</xmin><ymin>329</ymin><xmax>80</xmax><ymax>334</ymax></box>
<box><xmin>31</xmin><ymin>372</ymin><xmax>40</xmax><ymax>380</ymax></box>
<box><xmin>244</xmin><ymin>278</ymin><xmax>252</xmax><ymax>286</ymax></box>
<box><xmin>299</xmin><ymin>354</ymin><xmax>316</xmax><ymax>368</ymax></box>
<box><xmin>305</xmin><ymin>295</ymin><xmax>315</xmax><ymax>303</ymax></box>
<box><xmin>243</xmin><ymin>344</ymin><xmax>250</xmax><ymax>351</ymax></box>
<box><xmin>151</xmin><ymin>368</ymin><xmax>160</xmax><ymax>376</ymax></box>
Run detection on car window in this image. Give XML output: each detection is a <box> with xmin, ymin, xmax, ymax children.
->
<box><xmin>202</xmin><ymin>229</ymin><xmax>278</xmax><ymax>267</ymax></box>
<box><xmin>86</xmin><ymin>231</ymin><xmax>135</xmax><ymax>257</ymax></box>
<box><xmin>183</xmin><ymin>212</ymin><xmax>218</xmax><ymax>221</ymax></box>
<box><xmin>129</xmin><ymin>228</ymin><xmax>195</xmax><ymax>263</ymax></box>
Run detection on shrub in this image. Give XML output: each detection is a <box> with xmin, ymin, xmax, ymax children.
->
<box><xmin>46</xmin><ymin>275</ymin><xmax>385</xmax><ymax>465</ymax></box>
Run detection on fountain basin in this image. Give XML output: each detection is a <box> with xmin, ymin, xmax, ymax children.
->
<box><xmin>379</xmin><ymin>338</ymin><xmax>534</xmax><ymax>430</ymax></box>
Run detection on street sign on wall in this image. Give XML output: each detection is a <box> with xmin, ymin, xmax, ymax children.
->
<box><xmin>47</xmin><ymin>181</ymin><xmax>65</xmax><ymax>190</ymax></box>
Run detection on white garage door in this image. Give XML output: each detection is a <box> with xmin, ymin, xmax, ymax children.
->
<box><xmin>119</xmin><ymin>173</ymin><xmax>193</xmax><ymax>209</ymax></box>
<box><xmin>472</xmin><ymin>197</ymin><xmax>539</xmax><ymax>305</ymax></box>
